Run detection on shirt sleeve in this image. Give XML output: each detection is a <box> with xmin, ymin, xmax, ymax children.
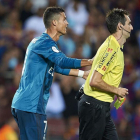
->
<box><xmin>32</xmin><ymin>39</ymin><xmax>81</xmax><ymax>69</ymax></box>
<box><xmin>54</xmin><ymin>65</ymin><xmax>70</xmax><ymax>75</ymax></box>
<box><xmin>48</xmin><ymin>51</ymin><xmax>81</xmax><ymax>69</ymax></box>
<box><xmin>95</xmin><ymin>47</ymin><xmax>117</xmax><ymax>76</ymax></box>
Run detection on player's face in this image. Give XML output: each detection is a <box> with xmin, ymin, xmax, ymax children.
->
<box><xmin>56</xmin><ymin>12</ymin><xmax>68</xmax><ymax>35</ymax></box>
<box><xmin>123</xmin><ymin>15</ymin><xmax>133</xmax><ymax>38</ymax></box>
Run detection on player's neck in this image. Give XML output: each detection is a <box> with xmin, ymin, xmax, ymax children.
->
<box><xmin>112</xmin><ymin>33</ymin><xmax>126</xmax><ymax>48</ymax></box>
<box><xmin>45</xmin><ymin>29</ymin><xmax>60</xmax><ymax>42</ymax></box>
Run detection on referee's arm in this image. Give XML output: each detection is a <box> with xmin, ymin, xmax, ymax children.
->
<box><xmin>90</xmin><ymin>70</ymin><xmax>128</xmax><ymax>98</ymax></box>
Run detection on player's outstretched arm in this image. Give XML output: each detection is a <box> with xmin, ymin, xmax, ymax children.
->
<box><xmin>54</xmin><ymin>65</ymin><xmax>90</xmax><ymax>80</ymax></box>
<box><xmin>47</xmin><ymin>48</ymin><xmax>93</xmax><ymax>69</ymax></box>
<box><xmin>80</xmin><ymin>59</ymin><xmax>93</xmax><ymax>67</ymax></box>
<box><xmin>90</xmin><ymin>70</ymin><xmax>129</xmax><ymax>98</ymax></box>
<box><xmin>69</xmin><ymin>69</ymin><xmax>90</xmax><ymax>80</ymax></box>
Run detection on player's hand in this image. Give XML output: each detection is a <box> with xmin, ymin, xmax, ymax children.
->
<box><xmin>82</xmin><ymin>70</ymin><xmax>90</xmax><ymax>80</ymax></box>
<box><xmin>116</xmin><ymin>87</ymin><xmax>128</xmax><ymax>98</ymax></box>
<box><xmin>88</xmin><ymin>56</ymin><xmax>94</xmax><ymax>65</ymax></box>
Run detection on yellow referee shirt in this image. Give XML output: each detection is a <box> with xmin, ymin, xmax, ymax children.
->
<box><xmin>84</xmin><ymin>35</ymin><xmax>124</xmax><ymax>103</ymax></box>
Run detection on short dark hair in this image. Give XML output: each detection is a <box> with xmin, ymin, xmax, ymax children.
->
<box><xmin>106</xmin><ymin>8</ymin><xmax>129</xmax><ymax>34</ymax></box>
<box><xmin>43</xmin><ymin>7</ymin><xmax>65</xmax><ymax>28</ymax></box>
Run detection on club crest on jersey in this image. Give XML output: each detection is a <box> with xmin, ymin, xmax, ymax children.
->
<box><xmin>52</xmin><ymin>46</ymin><xmax>59</xmax><ymax>53</ymax></box>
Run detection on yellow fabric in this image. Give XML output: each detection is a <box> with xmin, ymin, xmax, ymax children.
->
<box><xmin>0</xmin><ymin>125</ymin><xmax>18</xmax><ymax>140</ymax></box>
<box><xmin>84</xmin><ymin>35</ymin><xmax>124</xmax><ymax>103</ymax></box>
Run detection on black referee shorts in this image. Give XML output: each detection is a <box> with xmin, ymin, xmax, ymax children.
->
<box><xmin>78</xmin><ymin>94</ymin><xmax>119</xmax><ymax>140</ymax></box>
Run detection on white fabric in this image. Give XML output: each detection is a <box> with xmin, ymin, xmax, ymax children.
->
<box><xmin>78</xmin><ymin>70</ymin><xmax>84</xmax><ymax>78</ymax></box>
<box><xmin>66</xmin><ymin>2</ymin><xmax>89</xmax><ymax>35</ymax></box>
<box><xmin>46</xmin><ymin>82</ymin><xmax>65</xmax><ymax>114</ymax></box>
<box><xmin>30</xmin><ymin>0</ymin><xmax>48</xmax><ymax>12</ymax></box>
<box><xmin>24</xmin><ymin>16</ymin><xmax>45</xmax><ymax>37</ymax></box>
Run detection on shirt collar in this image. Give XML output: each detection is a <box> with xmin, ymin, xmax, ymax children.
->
<box><xmin>42</xmin><ymin>33</ymin><xmax>57</xmax><ymax>45</ymax></box>
<box><xmin>110</xmin><ymin>35</ymin><xmax>123</xmax><ymax>51</ymax></box>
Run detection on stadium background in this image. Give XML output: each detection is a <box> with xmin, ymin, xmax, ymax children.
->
<box><xmin>0</xmin><ymin>0</ymin><xmax>140</xmax><ymax>140</ymax></box>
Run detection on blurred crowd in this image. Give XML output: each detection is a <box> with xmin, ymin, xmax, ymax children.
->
<box><xmin>0</xmin><ymin>0</ymin><xmax>140</xmax><ymax>140</ymax></box>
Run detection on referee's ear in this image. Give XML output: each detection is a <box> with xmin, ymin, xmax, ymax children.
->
<box><xmin>118</xmin><ymin>22</ymin><xmax>122</xmax><ymax>30</ymax></box>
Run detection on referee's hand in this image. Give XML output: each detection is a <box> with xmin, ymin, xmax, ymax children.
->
<box><xmin>117</xmin><ymin>87</ymin><xmax>128</xmax><ymax>98</ymax></box>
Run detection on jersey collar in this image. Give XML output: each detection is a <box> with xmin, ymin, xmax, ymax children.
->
<box><xmin>110</xmin><ymin>35</ymin><xmax>124</xmax><ymax>51</ymax></box>
<box><xmin>42</xmin><ymin>33</ymin><xmax>57</xmax><ymax>45</ymax></box>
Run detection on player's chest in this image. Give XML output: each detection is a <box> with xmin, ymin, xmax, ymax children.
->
<box><xmin>114</xmin><ymin>51</ymin><xmax>124</xmax><ymax>72</ymax></box>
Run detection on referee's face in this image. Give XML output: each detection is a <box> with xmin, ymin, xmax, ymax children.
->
<box><xmin>123</xmin><ymin>15</ymin><xmax>133</xmax><ymax>38</ymax></box>
<box><xmin>56</xmin><ymin>12</ymin><xmax>68</xmax><ymax>35</ymax></box>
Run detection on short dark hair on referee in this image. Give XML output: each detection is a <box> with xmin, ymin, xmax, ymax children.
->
<box><xmin>43</xmin><ymin>7</ymin><xmax>65</xmax><ymax>28</ymax></box>
<box><xmin>106</xmin><ymin>8</ymin><xmax>129</xmax><ymax>34</ymax></box>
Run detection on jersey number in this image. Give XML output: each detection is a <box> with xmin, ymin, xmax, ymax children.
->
<box><xmin>43</xmin><ymin>121</ymin><xmax>47</xmax><ymax>140</ymax></box>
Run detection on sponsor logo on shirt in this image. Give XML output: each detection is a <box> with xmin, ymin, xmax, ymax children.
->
<box><xmin>48</xmin><ymin>67</ymin><xmax>54</xmax><ymax>76</ymax></box>
<box><xmin>107</xmin><ymin>48</ymin><xmax>113</xmax><ymax>53</ymax></box>
<box><xmin>106</xmin><ymin>51</ymin><xmax>116</xmax><ymax>66</ymax></box>
<box><xmin>52</xmin><ymin>46</ymin><xmax>59</xmax><ymax>53</ymax></box>
<box><xmin>98</xmin><ymin>53</ymin><xmax>109</xmax><ymax>68</ymax></box>
<box><xmin>102</xmin><ymin>66</ymin><xmax>106</xmax><ymax>71</ymax></box>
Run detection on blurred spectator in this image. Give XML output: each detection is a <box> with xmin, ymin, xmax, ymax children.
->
<box><xmin>0</xmin><ymin>47</ymin><xmax>23</xmax><ymax>78</ymax></box>
<box><xmin>66</xmin><ymin>0</ymin><xmax>89</xmax><ymax>35</ymax></box>
<box><xmin>121</xmin><ymin>54</ymin><xmax>138</xmax><ymax>101</ymax></box>
<box><xmin>0</xmin><ymin>85</ymin><xmax>12</xmax><ymax>127</ymax></box>
<box><xmin>133</xmin><ymin>78</ymin><xmax>140</xmax><ymax>105</ymax></box>
<box><xmin>60</xmin><ymin>76</ymin><xmax>79</xmax><ymax>119</ymax></box>
<box><xmin>63</xmin><ymin>116</ymin><xmax>79</xmax><ymax>140</ymax></box>
<box><xmin>0</xmin><ymin>1</ymin><xmax>140</xmax><ymax>140</ymax></box>
<box><xmin>132</xmin><ymin>103</ymin><xmax>140</xmax><ymax>140</ymax></box>
<box><xmin>117</xmin><ymin>118</ymin><xmax>132</xmax><ymax>140</ymax></box>
<box><xmin>47</xmin><ymin>0</ymin><xmax>58</xmax><ymax>7</ymax></box>
<box><xmin>46</xmin><ymin>74</ymin><xmax>66</xmax><ymax>118</ymax></box>
<box><xmin>85</xmin><ymin>0</ymin><xmax>98</xmax><ymax>13</ymax></box>
<box><xmin>30</xmin><ymin>0</ymin><xmax>48</xmax><ymax>12</ymax></box>
<box><xmin>20</xmin><ymin>0</ymin><xmax>33</xmax><ymax>24</ymax></box>
<box><xmin>58</xmin><ymin>35</ymin><xmax>76</xmax><ymax>56</ymax></box>
<box><xmin>24</xmin><ymin>7</ymin><xmax>45</xmax><ymax>37</ymax></box>
<box><xmin>98</xmin><ymin>0</ymin><xmax>110</xmax><ymax>15</ymax></box>
<box><xmin>0</xmin><ymin>118</ymin><xmax>18</xmax><ymax>140</ymax></box>
<box><xmin>58</xmin><ymin>0</ymin><xmax>70</xmax><ymax>7</ymax></box>
<box><xmin>1</xmin><ymin>9</ymin><xmax>21</xmax><ymax>30</ymax></box>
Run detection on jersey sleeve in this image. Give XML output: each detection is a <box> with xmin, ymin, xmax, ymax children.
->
<box><xmin>48</xmin><ymin>51</ymin><xmax>81</xmax><ymax>69</ymax></box>
<box><xmin>95</xmin><ymin>47</ymin><xmax>117</xmax><ymax>76</ymax></box>
<box><xmin>31</xmin><ymin>39</ymin><xmax>55</xmax><ymax>58</ymax></box>
<box><xmin>54</xmin><ymin>65</ymin><xmax>70</xmax><ymax>75</ymax></box>
<box><xmin>32</xmin><ymin>39</ymin><xmax>81</xmax><ymax>69</ymax></box>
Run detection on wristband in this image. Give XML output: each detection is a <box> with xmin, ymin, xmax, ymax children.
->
<box><xmin>78</xmin><ymin>70</ymin><xmax>84</xmax><ymax>78</ymax></box>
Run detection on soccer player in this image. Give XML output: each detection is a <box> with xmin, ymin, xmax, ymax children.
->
<box><xmin>78</xmin><ymin>8</ymin><xmax>133</xmax><ymax>140</ymax></box>
<box><xmin>11</xmin><ymin>7</ymin><xmax>92</xmax><ymax>140</ymax></box>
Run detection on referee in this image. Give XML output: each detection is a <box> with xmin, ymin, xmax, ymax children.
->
<box><xmin>78</xmin><ymin>8</ymin><xmax>133</xmax><ymax>140</ymax></box>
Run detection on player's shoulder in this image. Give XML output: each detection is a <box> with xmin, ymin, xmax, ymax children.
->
<box><xmin>39</xmin><ymin>34</ymin><xmax>55</xmax><ymax>45</ymax></box>
<box><xmin>43</xmin><ymin>35</ymin><xmax>58</xmax><ymax>50</ymax></box>
<box><xmin>30</xmin><ymin>34</ymin><xmax>56</xmax><ymax>49</ymax></box>
<box><xmin>99</xmin><ymin>36</ymin><xmax>119</xmax><ymax>53</ymax></box>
